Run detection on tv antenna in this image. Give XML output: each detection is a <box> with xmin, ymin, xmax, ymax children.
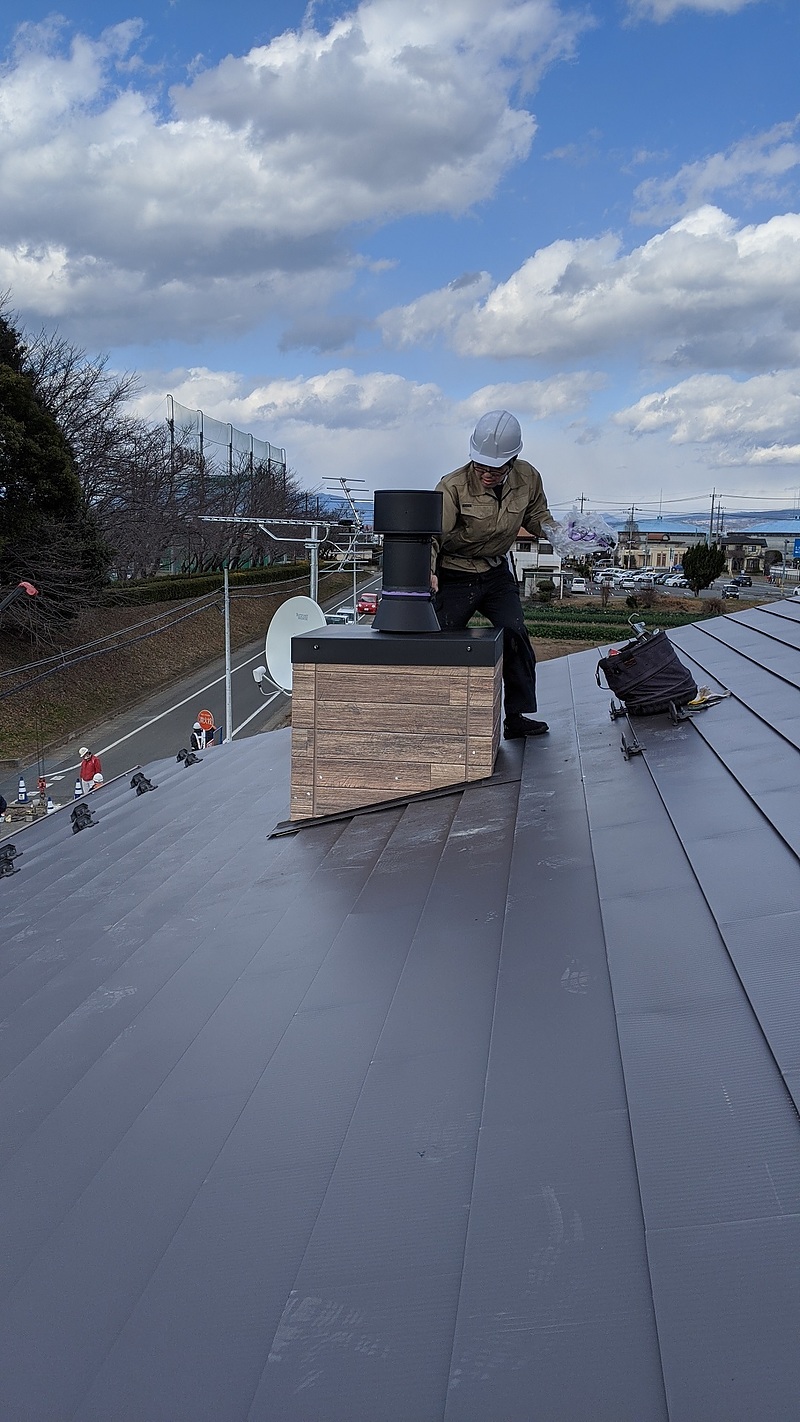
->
<box><xmin>199</xmin><ymin>513</ymin><xmax>351</xmax><ymax>604</ymax></box>
<box><xmin>323</xmin><ymin>478</ymin><xmax>374</xmax><ymax>612</ymax></box>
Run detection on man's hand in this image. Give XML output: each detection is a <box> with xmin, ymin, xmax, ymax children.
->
<box><xmin>430</xmin><ymin>573</ymin><xmax>438</xmax><ymax>595</ymax></box>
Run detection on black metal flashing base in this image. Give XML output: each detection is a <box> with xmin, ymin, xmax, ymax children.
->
<box><xmin>291</xmin><ymin>624</ymin><xmax>502</xmax><ymax>667</ymax></box>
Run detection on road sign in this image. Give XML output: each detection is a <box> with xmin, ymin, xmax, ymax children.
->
<box><xmin>793</xmin><ymin>538</ymin><xmax>800</xmax><ymax>560</ymax></box>
<box><xmin>197</xmin><ymin>708</ymin><xmax>215</xmax><ymax>731</ymax></box>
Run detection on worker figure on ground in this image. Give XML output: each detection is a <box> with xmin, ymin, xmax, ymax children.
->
<box><xmin>79</xmin><ymin>746</ymin><xmax>103</xmax><ymax>793</ymax></box>
<box><xmin>432</xmin><ymin>410</ymin><xmax>552</xmax><ymax>739</ymax></box>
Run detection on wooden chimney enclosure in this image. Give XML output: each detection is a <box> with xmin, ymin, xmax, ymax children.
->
<box><xmin>290</xmin><ymin>625</ymin><xmax>503</xmax><ymax>820</ymax></box>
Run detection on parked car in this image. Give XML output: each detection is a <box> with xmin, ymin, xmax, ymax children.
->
<box><xmin>732</xmin><ymin>575</ymin><xmax>752</xmax><ymax>587</ymax></box>
<box><xmin>334</xmin><ymin>605</ymin><xmax>357</xmax><ymax>622</ymax></box>
<box><xmin>664</xmin><ymin>575</ymin><xmax>689</xmax><ymax>587</ymax></box>
<box><xmin>570</xmin><ymin>576</ymin><xmax>589</xmax><ymax>594</ymax></box>
<box><xmin>791</xmin><ymin>586</ymin><xmax>800</xmax><ymax>599</ymax></box>
<box><xmin>357</xmin><ymin>592</ymin><xmax>379</xmax><ymax>616</ymax></box>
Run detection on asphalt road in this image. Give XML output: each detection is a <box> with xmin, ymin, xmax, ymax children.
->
<box><xmin>2</xmin><ymin>575</ymin><xmax>382</xmax><ymax>810</ymax></box>
<box><xmin>2</xmin><ymin>572</ymin><xmax>787</xmax><ymax>809</ymax></box>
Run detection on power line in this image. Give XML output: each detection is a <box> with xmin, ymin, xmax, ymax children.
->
<box><xmin>0</xmin><ymin>593</ymin><xmax>220</xmax><ymax>682</ymax></box>
<box><xmin>0</xmin><ymin>600</ymin><xmax>224</xmax><ymax>704</ymax></box>
<box><xmin>0</xmin><ymin>565</ymin><xmax>359</xmax><ymax>703</ymax></box>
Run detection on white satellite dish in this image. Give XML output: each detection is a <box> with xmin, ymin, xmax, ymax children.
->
<box><xmin>265</xmin><ymin>595</ymin><xmax>327</xmax><ymax>693</ymax></box>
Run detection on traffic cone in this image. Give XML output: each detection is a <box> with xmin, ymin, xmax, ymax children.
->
<box><xmin>74</xmin><ymin>778</ymin><xmax>83</xmax><ymax>799</ymax></box>
<box><xmin>17</xmin><ymin>776</ymin><xmax>27</xmax><ymax>804</ymax></box>
<box><xmin>46</xmin><ymin>796</ymin><xmax>56</xmax><ymax>814</ymax></box>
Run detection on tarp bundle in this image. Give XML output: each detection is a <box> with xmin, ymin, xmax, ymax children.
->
<box><xmin>596</xmin><ymin>628</ymin><xmax>697</xmax><ymax>716</ymax></box>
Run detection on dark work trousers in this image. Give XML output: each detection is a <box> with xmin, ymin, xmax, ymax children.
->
<box><xmin>434</xmin><ymin>562</ymin><xmax>538</xmax><ymax>715</ymax></box>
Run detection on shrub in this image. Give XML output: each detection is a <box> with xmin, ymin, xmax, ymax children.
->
<box><xmin>102</xmin><ymin>562</ymin><xmax>311</xmax><ymax>604</ymax></box>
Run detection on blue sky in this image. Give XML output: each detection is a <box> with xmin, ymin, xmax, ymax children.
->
<box><xmin>1</xmin><ymin>0</ymin><xmax>799</xmax><ymax>518</ymax></box>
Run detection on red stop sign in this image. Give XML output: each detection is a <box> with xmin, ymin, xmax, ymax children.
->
<box><xmin>197</xmin><ymin>708</ymin><xmax>215</xmax><ymax>731</ymax></box>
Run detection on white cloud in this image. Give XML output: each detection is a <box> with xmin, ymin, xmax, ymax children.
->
<box><xmin>0</xmin><ymin>1</ymin><xmax>585</xmax><ymax>340</ymax></box>
<box><xmin>129</xmin><ymin>363</ymin><xmax>603</xmax><ymax>490</ymax></box>
<box><xmin>633</xmin><ymin>120</ymin><xmax>800</xmax><ymax>224</ymax></box>
<box><xmin>380</xmin><ymin>206</ymin><xmax>800</xmax><ymax>371</ymax></box>
<box><xmin>139</xmin><ymin>363</ymin><xmax>599</xmax><ymax>432</ymax></box>
<box><xmin>626</xmin><ymin>0</ymin><xmax>764</xmax><ymax>20</ymax></box>
<box><xmin>458</xmin><ymin>372</ymin><xmax>607</xmax><ymax>421</ymax></box>
<box><xmin>615</xmin><ymin>370</ymin><xmax>800</xmax><ymax>466</ymax></box>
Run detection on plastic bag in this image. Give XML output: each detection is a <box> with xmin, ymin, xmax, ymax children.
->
<box><xmin>542</xmin><ymin>508</ymin><xmax>618</xmax><ymax>556</ymax></box>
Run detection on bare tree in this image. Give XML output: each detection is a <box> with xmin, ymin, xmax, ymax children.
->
<box><xmin>23</xmin><ymin>327</ymin><xmax>141</xmax><ymax>507</ymax></box>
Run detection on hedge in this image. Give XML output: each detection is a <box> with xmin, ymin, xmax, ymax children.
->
<box><xmin>102</xmin><ymin>563</ymin><xmax>312</xmax><ymax>605</ymax></box>
<box><xmin>519</xmin><ymin>603</ymin><xmax>704</xmax><ymax>631</ymax></box>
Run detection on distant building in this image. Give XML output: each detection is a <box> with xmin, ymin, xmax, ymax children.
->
<box><xmin>608</xmin><ymin>516</ymin><xmax>708</xmax><ymax>571</ymax></box>
<box><xmin>510</xmin><ymin>529</ymin><xmax>562</xmax><ymax>591</ymax></box>
<box><xmin>722</xmin><ymin>520</ymin><xmax>800</xmax><ymax>576</ymax></box>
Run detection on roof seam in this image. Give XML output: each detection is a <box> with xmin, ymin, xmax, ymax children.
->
<box><xmin>619</xmin><ymin>711</ymin><xmax>800</xmax><ymax>1127</ymax></box>
<box><xmin>567</xmin><ymin>654</ymin><xmax>672</xmax><ymax>1416</ymax></box>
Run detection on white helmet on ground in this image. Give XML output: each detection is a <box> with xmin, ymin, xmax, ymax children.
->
<box><xmin>469</xmin><ymin>410</ymin><xmax>522</xmax><ymax>468</ymax></box>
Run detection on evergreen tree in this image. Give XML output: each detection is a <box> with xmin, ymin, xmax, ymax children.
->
<box><xmin>0</xmin><ymin>310</ymin><xmax>110</xmax><ymax>623</ymax></box>
<box><xmin>683</xmin><ymin>542</ymin><xmax>727</xmax><ymax>595</ymax></box>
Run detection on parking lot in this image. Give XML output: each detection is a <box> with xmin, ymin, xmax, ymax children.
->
<box><xmin>573</xmin><ymin>573</ymin><xmax>791</xmax><ymax>603</ymax></box>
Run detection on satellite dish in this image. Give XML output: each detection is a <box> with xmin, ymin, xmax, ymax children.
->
<box><xmin>265</xmin><ymin>596</ymin><xmax>327</xmax><ymax>693</ymax></box>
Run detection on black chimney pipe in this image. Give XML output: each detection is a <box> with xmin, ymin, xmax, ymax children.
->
<box><xmin>372</xmin><ymin>489</ymin><xmax>442</xmax><ymax>634</ymax></box>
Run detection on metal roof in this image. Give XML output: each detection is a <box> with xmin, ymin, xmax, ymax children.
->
<box><xmin>2</xmin><ymin>599</ymin><xmax>800</xmax><ymax>1419</ymax></box>
<box><xmin>606</xmin><ymin>516</ymin><xmax>709</xmax><ymax>535</ymax></box>
<box><xmin>728</xmin><ymin>519</ymin><xmax>800</xmax><ymax>536</ymax></box>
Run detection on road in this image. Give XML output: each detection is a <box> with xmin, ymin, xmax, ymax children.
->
<box><xmin>2</xmin><ymin>575</ymin><xmax>382</xmax><ymax>809</ymax></box>
<box><xmin>2</xmin><ymin>572</ymin><xmax>787</xmax><ymax>808</ymax></box>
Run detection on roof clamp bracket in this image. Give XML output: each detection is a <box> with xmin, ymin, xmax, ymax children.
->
<box><xmin>71</xmin><ymin>803</ymin><xmax>98</xmax><ymax>834</ymax></box>
<box><xmin>669</xmin><ymin>700</ymin><xmax>692</xmax><ymax>725</ymax></box>
<box><xmin>130</xmin><ymin>772</ymin><xmax>157</xmax><ymax>795</ymax></box>
<box><xmin>609</xmin><ymin>699</ymin><xmax>626</xmax><ymax>720</ymax></box>
<box><xmin>620</xmin><ymin>727</ymin><xmax>645</xmax><ymax>761</ymax></box>
<box><xmin>177</xmin><ymin>749</ymin><xmax>202</xmax><ymax>767</ymax></box>
<box><xmin>0</xmin><ymin>844</ymin><xmax>22</xmax><ymax>877</ymax></box>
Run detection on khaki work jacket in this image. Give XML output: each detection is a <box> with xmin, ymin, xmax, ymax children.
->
<box><xmin>432</xmin><ymin>460</ymin><xmax>553</xmax><ymax>575</ymax></box>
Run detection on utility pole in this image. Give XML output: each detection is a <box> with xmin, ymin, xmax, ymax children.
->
<box><xmin>223</xmin><ymin>564</ymin><xmax>232</xmax><ymax>744</ymax></box>
<box><xmin>708</xmin><ymin>490</ymin><xmax>716</xmax><ymax>545</ymax></box>
<box><xmin>309</xmin><ymin>525</ymin><xmax>319</xmax><ymax>603</ymax></box>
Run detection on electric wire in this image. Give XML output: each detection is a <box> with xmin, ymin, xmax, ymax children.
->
<box><xmin>0</xmin><ymin>568</ymin><xmax>362</xmax><ymax>703</ymax></box>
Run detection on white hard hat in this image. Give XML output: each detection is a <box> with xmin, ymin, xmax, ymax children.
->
<box><xmin>193</xmin><ymin>722</ymin><xmax>202</xmax><ymax>731</ymax></box>
<box><xmin>79</xmin><ymin>746</ymin><xmax>89</xmax><ymax>756</ymax></box>
<box><xmin>470</xmin><ymin>410</ymin><xmax>523</xmax><ymax>468</ymax></box>
<box><xmin>92</xmin><ymin>773</ymin><xmax>103</xmax><ymax>785</ymax></box>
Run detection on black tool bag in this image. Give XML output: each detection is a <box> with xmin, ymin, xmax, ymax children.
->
<box><xmin>596</xmin><ymin>627</ymin><xmax>697</xmax><ymax>716</ymax></box>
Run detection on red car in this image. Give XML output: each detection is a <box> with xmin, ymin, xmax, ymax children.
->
<box><xmin>357</xmin><ymin>592</ymin><xmax>379</xmax><ymax>616</ymax></box>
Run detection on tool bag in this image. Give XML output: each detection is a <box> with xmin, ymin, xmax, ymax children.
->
<box><xmin>596</xmin><ymin>627</ymin><xmax>697</xmax><ymax>716</ymax></box>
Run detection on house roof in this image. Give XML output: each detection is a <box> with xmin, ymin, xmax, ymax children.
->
<box><xmin>607</xmin><ymin>516</ymin><xmax>709</xmax><ymax>536</ymax></box>
<box><xmin>728</xmin><ymin>520</ymin><xmax>800</xmax><ymax>537</ymax></box>
<box><xmin>2</xmin><ymin>599</ymin><xmax>800</xmax><ymax>1419</ymax></box>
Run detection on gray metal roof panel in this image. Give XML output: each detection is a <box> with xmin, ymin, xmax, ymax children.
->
<box><xmin>445</xmin><ymin>657</ymin><xmax>666</xmax><ymax>1421</ymax></box>
<box><xmin>4</xmin><ymin>607</ymin><xmax>800</xmax><ymax>1417</ymax></box>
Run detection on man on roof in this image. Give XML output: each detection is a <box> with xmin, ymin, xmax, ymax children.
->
<box><xmin>431</xmin><ymin>410</ymin><xmax>552</xmax><ymax>739</ymax></box>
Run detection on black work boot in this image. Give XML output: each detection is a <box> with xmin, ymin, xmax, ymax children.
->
<box><xmin>503</xmin><ymin>713</ymin><xmax>549</xmax><ymax>739</ymax></box>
